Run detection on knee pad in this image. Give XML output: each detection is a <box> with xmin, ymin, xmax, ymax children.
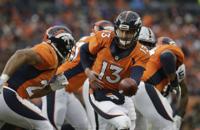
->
<box><xmin>109</xmin><ymin>115</ymin><xmax>131</xmax><ymax>130</ymax></box>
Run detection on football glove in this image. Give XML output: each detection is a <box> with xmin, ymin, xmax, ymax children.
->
<box><xmin>176</xmin><ymin>64</ymin><xmax>186</xmax><ymax>83</ymax></box>
<box><xmin>174</xmin><ymin>115</ymin><xmax>182</xmax><ymax>130</ymax></box>
<box><xmin>50</xmin><ymin>74</ymin><xmax>69</xmax><ymax>91</ymax></box>
<box><xmin>0</xmin><ymin>74</ymin><xmax>9</xmax><ymax>94</ymax></box>
<box><xmin>0</xmin><ymin>79</ymin><xmax>4</xmax><ymax>94</ymax></box>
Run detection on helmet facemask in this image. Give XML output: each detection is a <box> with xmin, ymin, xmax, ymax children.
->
<box><xmin>45</xmin><ymin>26</ymin><xmax>76</xmax><ymax>63</ymax></box>
<box><xmin>115</xmin><ymin>25</ymin><xmax>135</xmax><ymax>48</ymax></box>
<box><xmin>138</xmin><ymin>26</ymin><xmax>157</xmax><ymax>50</ymax></box>
<box><xmin>114</xmin><ymin>11</ymin><xmax>142</xmax><ymax>49</ymax></box>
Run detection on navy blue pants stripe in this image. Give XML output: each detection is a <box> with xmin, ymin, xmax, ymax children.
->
<box><xmin>46</xmin><ymin>91</ymin><xmax>57</xmax><ymax>129</ymax></box>
<box><xmin>145</xmin><ymin>83</ymin><xmax>173</xmax><ymax>121</ymax></box>
<box><xmin>94</xmin><ymin>111</ymin><xmax>99</xmax><ymax>130</ymax></box>
<box><xmin>3</xmin><ymin>88</ymin><xmax>46</xmax><ymax>120</ymax></box>
<box><xmin>89</xmin><ymin>94</ymin><xmax>122</xmax><ymax>120</ymax></box>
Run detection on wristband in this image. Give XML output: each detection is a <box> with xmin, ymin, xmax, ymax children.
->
<box><xmin>0</xmin><ymin>74</ymin><xmax>9</xmax><ymax>82</ymax></box>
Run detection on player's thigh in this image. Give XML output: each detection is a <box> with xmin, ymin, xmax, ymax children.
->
<box><xmin>82</xmin><ymin>79</ymin><xmax>90</xmax><ymax>110</ymax></box>
<box><xmin>42</xmin><ymin>88</ymin><xmax>68</xmax><ymax>129</ymax></box>
<box><xmin>123</xmin><ymin>96</ymin><xmax>136</xmax><ymax>130</ymax></box>
<box><xmin>82</xmin><ymin>79</ymin><xmax>97</xmax><ymax>130</ymax></box>
<box><xmin>89</xmin><ymin>93</ymin><xmax>131</xmax><ymax>129</ymax></box>
<box><xmin>0</xmin><ymin>87</ymin><xmax>53</xmax><ymax>130</ymax></box>
<box><xmin>123</xmin><ymin>97</ymin><xmax>136</xmax><ymax>120</ymax></box>
<box><xmin>134</xmin><ymin>108</ymin><xmax>148</xmax><ymax>130</ymax></box>
<box><xmin>133</xmin><ymin>82</ymin><xmax>174</xmax><ymax>128</ymax></box>
<box><xmin>65</xmin><ymin>93</ymin><xmax>88</xmax><ymax>130</ymax></box>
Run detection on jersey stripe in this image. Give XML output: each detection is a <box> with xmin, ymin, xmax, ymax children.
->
<box><xmin>144</xmin><ymin>83</ymin><xmax>173</xmax><ymax>121</ymax></box>
<box><xmin>3</xmin><ymin>88</ymin><xmax>46</xmax><ymax>120</ymax></box>
<box><xmin>63</xmin><ymin>62</ymin><xmax>84</xmax><ymax>79</ymax></box>
<box><xmin>7</xmin><ymin>64</ymin><xmax>51</xmax><ymax>91</ymax></box>
<box><xmin>146</xmin><ymin>68</ymin><xmax>167</xmax><ymax>85</ymax></box>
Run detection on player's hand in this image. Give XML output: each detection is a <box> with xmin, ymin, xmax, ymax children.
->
<box><xmin>174</xmin><ymin>115</ymin><xmax>182</xmax><ymax>130</ymax></box>
<box><xmin>0</xmin><ymin>74</ymin><xmax>9</xmax><ymax>94</ymax></box>
<box><xmin>176</xmin><ymin>64</ymin><xmax>186</xmax><ymax>83</ymax></box>
<box><xmin>85</xmin><ymin>68</ymin><xmax>98</xmax><ymax>83</ymax></box>
<box><xmin>50</xmin><ymin>74</ymin><xmax>69</xmax><ymax>91</ymax></box>
<box><xmin>161</xmin><ymin>85</ymin><xmax>172</xmax><ymax>97</ymax></box>
<box><xmin>85</xmin><ymin>68</ymin><xmax>104</xmax><ymax>89</ymax></box>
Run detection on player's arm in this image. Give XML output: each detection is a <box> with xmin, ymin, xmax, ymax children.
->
<box><xmin>120</xmin><ymin>58</ymin><xmax>147</xmax><ymax>96</ymax></box>
<box><xmin>80</xmin><ymin>42</ymin><xmax>103</xmax><ymax>88</ymax></box>
<box><xmin>120</xmin><ymin>66</ymin><xmax>145</xmax><ymax>96</ymax></box>
<box><xmin>126</xmin><ymin>48</ymin><xmax>149</xmax><ymax>95</ymax></box>
<box><xmin>130</xmin><ymin>66</ymin><xmax>145</xmax><ymax>85</ymax></box>
<box><xmin>0</xmin><ymin>48</ymin><xmax>42</xmax><ymax>83</ymax></box>
<box><xmin>80</xmin><ymin>44</ymin><xmax>98</xmax><ymax>82</ymax></box>
<box><xmin>130</xmin><ymin>45</ymin><xmax>149</xmax><ymax>86</ymax></box>
<box><xmin>174</xmin><ymin>63</ymin><xmax>188</xmax><ymax>118</ymax></box>
<box><xmin>173</xmin><ymin>79</ymin><xmax>188</xmax><ymax>129</ymax></box>
<box><xmin>176</xmin><ymin>80</ymin><xmax>188</xmax><ymax>117</ymax></box>
<box><xmin>160</xmin><ymin>50</ymin><xmax>178</xmax><ymax>87</ymax></box>
<box><xmin>80</xmin><ymin>43</ymin><xmax>95</xmax><ymax>70</ymax></box>
<box><xmin>29</xmin><ymin>85</ymin><xmax>52</xmax><ymax>99</ymax></box>
<box><xmin>29</xmin><ymin>74</ymin><xmax>69</xmax><ymax>99</ymax></box>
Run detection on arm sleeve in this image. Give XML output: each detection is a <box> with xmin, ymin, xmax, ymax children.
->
<box><xmin>80</xmin><ymin>33</ymin><xmax>105</xmax><ymax>70</ymax></box>
<box><xmin>134</xmin><ymin>45</ymin><xmax>150</xmax><ymax>68</ymax></box>
<box><xmin>130</xmin><ymin>66</ymin><xmax>145</xmax><ymax>85</ymax></box>
<box><xmin>160</xmin><ymin>51</ymin><xmax>176</xmax><ymax>75</ymax></box>
<box><xmin>80</xmin><ymin>43</ymin><xmax>95</xmax><ymax>69</ymax></box>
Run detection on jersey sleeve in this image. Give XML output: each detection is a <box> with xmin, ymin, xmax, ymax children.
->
<box><xmin>133</xmin><ymin>44</ymin><xmax>150</xmax><ymax>69</ymax></box>
<box><xmin>32</xmin><ymin>43</ymin><xmax>57</xmax><ymax>70</ymax></box>
<box><xmin>88</xmin><ymin>31</ymin><xmax>114</xmax><ymax>55</ymax></box>
<box><xmin>168</xmin><ymin>45</ymin><xmax>185</xmax><ymax>65</ymax></box>
<box><xmin>88</xmin><ymin>35</ymin><xmax>102</xmax><ymax>55</ymax></box>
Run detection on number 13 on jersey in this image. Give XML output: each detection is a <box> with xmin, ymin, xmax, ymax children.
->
<box><xmin>98</xmin><ymin>61</ymin><xmax>123</xmax><ymax>84</ymax></box>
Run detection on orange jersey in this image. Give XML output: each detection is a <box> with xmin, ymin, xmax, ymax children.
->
<box><xmin>57</xmin><ymin>36</ymin><xmax>92</xmax><ymax>93</ymax></box>
<box><xmin>88</xmin><ymin>30</ymin><xmax>150</xmax><ymax>90</ymax></box>
<box><xmin>142</xmin><ymin>44</ymin><xmax>184</xmax><ymax>91</ymax></box>
<box><xmin>7</xmin><ymin>42</ymin><xmax>58</xmax><ymax>99</ymax></box>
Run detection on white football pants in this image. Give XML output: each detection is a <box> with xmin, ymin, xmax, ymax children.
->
<box><xmin>133</xmin><ymin>82</ymin><xmax>178</xmax><ymax>130</ymax></box>
<box><xmin>0</xmin><ymin>86</ymin><xmax>53</xmax><ymax>130</ymax></box>
<box><xmin>83</xmin><ymin>79</ymin><xmax>136</xmax><ymax>130</ymax></box>
<box><xmin>42</xmin><ymin>88</ymin><xmax>88</xmax><ymax>130</ymax></box>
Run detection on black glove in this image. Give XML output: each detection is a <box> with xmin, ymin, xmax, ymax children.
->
<box><xmin>162</xmin><ymin>75</ymin><xmax>180</xmax><ymax>97</ymax></box>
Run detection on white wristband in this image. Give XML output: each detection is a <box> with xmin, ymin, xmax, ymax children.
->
<box><xmin>0</xmin><ymin>74</ymin><xmax>9</xmax><ymax>83</ymax></box>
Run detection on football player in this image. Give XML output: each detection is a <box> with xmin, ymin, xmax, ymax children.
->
<box><xmin>0</xmin><ymin>25</ymin><xmax>75</xmax><ymax>130</ymax></box>
<box><xmin>42</xmin><ymin>20</ymin><xmax>114</xmax><ymax>130</ymax></box>
<box><xmin>80</xmin><ymin>11</ymin><xmax>149</xmax><ymax>130</ymax></box>
<box><xmin>133</xmin><ymin>26</ymin><xmax>188</xmax><ymax>130</ymax></box>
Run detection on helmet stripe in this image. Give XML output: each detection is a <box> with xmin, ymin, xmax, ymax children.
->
<box><xmin>125</xmin><ymin>11</ymin><xmax>131</xmax><ymax>21</ymax></box>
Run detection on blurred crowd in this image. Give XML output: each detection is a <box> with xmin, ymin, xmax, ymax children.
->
<box><xmin>0</xmin><ymin>0</ymin><xmax>199</xmax><ymax>129</ymax></box>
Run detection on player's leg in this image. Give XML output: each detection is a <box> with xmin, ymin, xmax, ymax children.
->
<box><xmin>64</xmin><ymin>92</ymin><xmax>88</xmax><ymax>130</ymax></box>
<box><xmin>134</xmin><ymin>108</ymin><xmax>148</xmax><ymax>130</ymax></box>
<box><xmin>133</xmin><ymin>82</ymin><xmax>176</xmax><ymax>130</ymax></box>
<box><xmin>82</xmin><ymin>79</ymin><xmax>97</xmax><ymax>130</ymax></box>
<box><xmin>123</xmin><ymin>96</ymin><xmax>136</xmax><ymax>130</ymax></box>
<box><xmin>42</xmin><ymin>88</ymin><xmax>68</xmax><ymax>130</ymax></box>
<box><xmin>89</xmin><ymin>91</ymin><xmax>131</xmax><ymax>130</ymax></box>
<box><xmin>0</xmin><ymin>87</ymin><xmax>53</xmax><ymax>130</ymax></box>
